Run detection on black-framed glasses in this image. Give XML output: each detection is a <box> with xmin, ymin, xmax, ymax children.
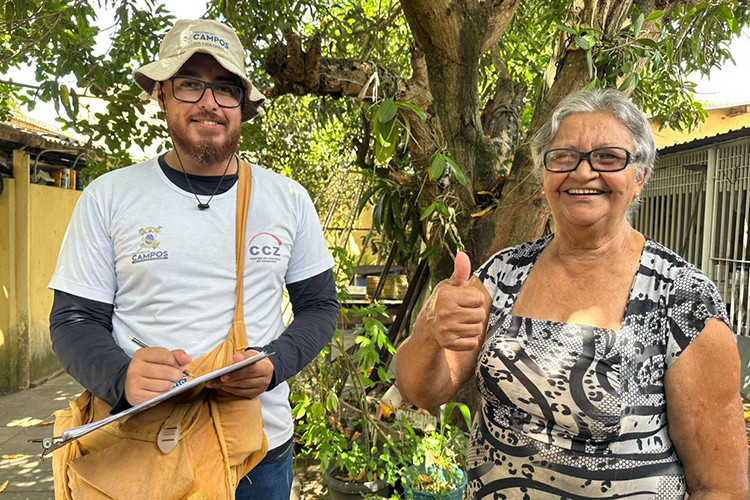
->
<box><xmin>543</xmin><ymin>147</ymin><xmax>639</xmax><ymax>173</ymax></box>
<box><xmin>168</xmin><ymin>76</ymin><xmax>244</xmax><ymax>108</ymax></box>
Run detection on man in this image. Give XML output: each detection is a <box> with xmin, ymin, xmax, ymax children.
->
<box><xmin>49</xmin><ymin>19</ymin><xmax>338</xmax><ymax>500</ymax></box>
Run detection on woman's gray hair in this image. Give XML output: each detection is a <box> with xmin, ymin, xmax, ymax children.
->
<box><xmin>531</xmin><ymin>88</ymin><xmax>656</xmax><ymax>184</ymax></box>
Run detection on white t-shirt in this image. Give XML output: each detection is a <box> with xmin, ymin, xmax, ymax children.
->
<box><xmin>49</xmin><ymin>158</ymin><xmax>334</xmax><ymax>449</ymax></box>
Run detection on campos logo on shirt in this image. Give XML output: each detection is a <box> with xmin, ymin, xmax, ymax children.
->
<box><xmin>248</xmin><ymin>232</ymin><xmax>282</xmax><ymax>263</ymax></box>
<box><xmin>132</xmin><ymin>226</ymin><xmax>169</xmax><ymax>264</ymax></box>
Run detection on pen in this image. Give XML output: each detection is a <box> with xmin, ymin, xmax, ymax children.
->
<box><xmin>127</xmin><ymin>335</ymin><xmax>191</xmax><ymax>377</ymax></box>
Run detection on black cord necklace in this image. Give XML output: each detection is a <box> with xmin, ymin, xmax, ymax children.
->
<box><xmin>172</xmin><ymin>148</ymin><xmax>235</xmax><ymax>210</ymax></box>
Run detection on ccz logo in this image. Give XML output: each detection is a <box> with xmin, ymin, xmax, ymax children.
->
<box><xmin>248</xmin><ymin>232</ymin><xmax>282</xmax><ymax>263</ymax></box>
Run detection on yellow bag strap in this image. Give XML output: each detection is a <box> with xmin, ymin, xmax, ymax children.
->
<box><xmin>157</xmin><ymin>403</ymin><xmax>190</xmax><ymax>453</ymax></box>
<box><xmin>231</xmin><ymin>159</ymin><xmax>252</xmax><ymax>350</ymax></box>
<box><xmin>180</xmin><ymin>159</ymin><xmax>252</xmax><ymax>375</ymax></box>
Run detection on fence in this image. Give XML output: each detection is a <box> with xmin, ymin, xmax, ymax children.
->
<box><xmin>633</xmin><ymin>134</ymin><xmax>750</xmax><ymax>336</ymax></box>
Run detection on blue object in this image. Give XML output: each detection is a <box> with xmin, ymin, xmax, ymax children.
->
<box><xmin>235</xmin><ymin>447</ymin><xmax>293</xmax><ymax>500</ymax></box>
<box><xmin>403</xmin><ymin>466</ymin><xmax>467</xmax><ymax>500</ymax></box>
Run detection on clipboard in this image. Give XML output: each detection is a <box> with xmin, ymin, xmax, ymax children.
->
<box><xmin>35</xmin><ymin>350</ymin><xmax>272</xmax><ymax>456</ymax></box>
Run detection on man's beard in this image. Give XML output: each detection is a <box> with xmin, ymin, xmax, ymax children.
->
<box><xmin>168</xmin><ymin>113</ymin><xmax>241</xmax><ymax>167</ymax></box>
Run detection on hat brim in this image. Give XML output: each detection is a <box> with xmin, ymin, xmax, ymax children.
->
<box><xmin>133</xmin><ymin>47</ymin><xmax>266</xmax><ymax>121</ymax></box>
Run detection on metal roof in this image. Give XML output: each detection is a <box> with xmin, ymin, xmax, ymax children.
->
<box><xmin>657</xmin><ymin>126</ymin><xmax>750</xmax><ymax>156</ymax></box>
<box><xmin>0</xmin><ymin>121</ymin><xmax>88</xmax><ymax>172</ymax></box>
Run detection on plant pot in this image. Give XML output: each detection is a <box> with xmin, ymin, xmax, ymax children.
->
<box><xmin>323</xmin><ymin>467</ymin><xmax>391</xmax><ymax>500</ymax></box>
<box><xmin>402</xmin><ymin>466</ymin><xmax>467</xmax><ymax>500</ymax></box>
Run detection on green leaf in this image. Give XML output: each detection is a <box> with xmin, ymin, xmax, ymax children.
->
<box><xmin>311</xmin><ymin>402</ymin><xmax>325</xmax><ymax>420</ymax></box>
<box><xmin>457</xmin><ymin>403</ymin><xmax>472</xmax><ymax>429</ymax></box>
<box><xmin>375</xmin><ymin>119</ymin><xmax>401</xmax><ymax>162</ymax></box>
<box><xmin>429</xmin><ymin>153</ymin><xmax>446</xmax><ymax>181</ymax></box>
<box><xmin>586</xmin><ymin>50</ymin><xmax>594</xmax><ymax>79</ymax></box>
<box><xmin>633</xmin><ymin>13</ymin><xmax>644</xmax><ymax>38</ymax></box>
<box><xmin>729</xmin><ymin>17</ymin><xmax>740</xmax><ymax>34</ymax></box>
<box><xmin>395</xmin><ymin>229</ymin><xmax>407</xmax><ymax>252</ymax></box>
<box><xmin>555</xmin><ymin>24</ymin><xmax>577</xmax><ymax>35</ymax></box>
<box><xmin>373</xmin><ymin>196</ymin><xmax>384</xmax><ymax>230</ymax></box>
<box><xmin>377</xmin><ymin>98</ymin><xmax>398</xmax><ymax>123</ymax></box>
<box><xmin>435</xmin><ymin>202</ymin><xmax>451</xmax><ymax>218</ymax></box>
<box><xmin>371</xmin><ymin>111</ymin><xmax>382</xmax><ymax>138</ymax></box>
<box><xmin>716</xmin><ymin>4</ymin><xmax>734</xmax><ymax>22</ymax></box>
<box><xmin>398</xmin><ymin>109</ymin><xmax>413</xmax><ymax>152</ymax></box>
<box><xmin>574</xmin><ymin>35</ymin><xmax>590</xmax><ymax>50</ymax></box>
<box><xmin>382</xmin><ymin>198</ymin><xmax>394</xmax><ymax>236</ymax></box>
<box><xmin>419</xmin><ymin>245</ymin><xmax>439</xmax><ymax>260</ymax></box>
<box><xmin>645</xmin><ymin>10</ymin><xmax>664</xmax><ymax>22</ymax></box>
<box><xmin>445</xmin><ymin>156</ymin><xmax>467</xmax><ymax>186</ymax></box>
<box><xmin>420</xmin><ymin>203</ymin><xmax>438</xmax><ymax>221</ymax></box>
<box><xmin>442</xmin><ymin>402</ymin><xmax>472</xmax><ymax>430</ymax></box>
<box><xmin>391</xmin><ymin>195</ymin><xmax>403</xmax><ymax>227</ymax></box>
<box><xmin>407</xmin><ymin>216</ymin><xmax>421</xmax><ymax>246</ymax></box>
<box><xmin>630</xmin><ymin>73</ymin><xmax>640</xmax><ymax>91</ymax></box>
<box><xmin>357</xmin><ymin>185</ymin><xmax>380</xmax><ymax>215</ymax></box>
<box><xmin>618</xmin><ymin>73</ymin><xmax>636</xmax><ymax>91</ymax></box>
<box><xmin>582</xmin><ymin>77</ymin><xmax>598</xmax><ymax>91</ymax></box>
<box><xmin>376</xmin><ymin>119</ymin><xmax>395</xmax><ymax>146</ymax></box>
<box><xmin>396</xmin><ymin>101</ymin><xmax>427</xmax><ymax>121</ymax></box>
<box><xmin>326</xmin><ymin>392</ymin><xmax>339</xmax><ymax>412</ymax></box>
<box><xmin>636</xmin><ymin>38</ymin><xmax>659</xmax><ymax>50</ymax></box>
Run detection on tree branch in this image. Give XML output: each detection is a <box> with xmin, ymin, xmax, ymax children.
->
<box><xmin>264</xmin><ymin>30</ymin><xmax>430</xmax><ymax>110</ymax></box>
<box><xmin>480</xmin><ymin>0</ymin><xmax>523</xmax><ymax>53</ymax></box>
<box><xmin>263</xmin><ymin>30</ymin><xmax>439</xmax><ymax>179</ymax></box>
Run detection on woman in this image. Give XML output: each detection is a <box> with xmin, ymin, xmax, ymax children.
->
<box><xmin>396</xmin><ymin>89</ymin><xmax>748</xmax><ymax>499</ymax></box>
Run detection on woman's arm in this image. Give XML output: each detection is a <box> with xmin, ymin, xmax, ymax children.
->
<box><xmin>395</xmin><ymin>253</ymin><xmax>491</xmax><ymax>409</ymax></box>
<box><xmin>665</xmin><ymin>318</ymin><xmax>748</xmax><ymax>499</ymax></box>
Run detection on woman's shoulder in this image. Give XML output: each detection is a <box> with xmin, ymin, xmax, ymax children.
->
<box><xmin>476</xmin><ymin>235</ymin><xmax>552</xmax><ymax>278</ymax></box>
<box><xmin>642</xmin><ymin>238</ymin><xmax>705</xmax><ymax>281</ymax></box>
<box><xmin>641</xmin><ymin>238</ymin><xmax>724</xmax><ymax>305</ymax></box>
<box><xmin>486</xmin><ymin>234</ymin><xmax>551</xmax><ymax>263</ymax></box>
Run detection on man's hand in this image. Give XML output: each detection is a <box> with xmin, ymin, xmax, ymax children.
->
<box><xmin>422</xmin><ymin>251</ymin><xmax>489</xmax><ymax>352</ymax></box>
<box><xmin>204</xmin><ymin>349</ymin><xmax>274</xmax><ymax>399</ymax></box>
<box><xmin>125</xmin><ymin>348</ymin><xmax>192</xmax><ymax>406</ymax></box>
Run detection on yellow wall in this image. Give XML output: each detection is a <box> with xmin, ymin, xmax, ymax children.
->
<box><xmin>651</xmin><ymin>104</ymin><xmax>750</xmax><ymax>149</ymax></box>
<box><xmin>323</xmin><ymin>204</ymin><xmax>377</xmax><ymax>264</ymax></box>
<box><xmin>0</xmin><ymin>179</ymin><xmax>80</xmax><ymax>392</ymax></box>
<box><xmin>27</xmin><ymin>184</ymin><xmax>80</xmax><ymax>381</ymax></box>
<box><xmin>0</xmin><ymin>178</ymin><xmax>15</xmax><ymax>367</ymax></box>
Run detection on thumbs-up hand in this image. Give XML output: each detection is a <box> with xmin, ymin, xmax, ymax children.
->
<box><xmin>449</xmin><ymin>251</ymin><xmax>472</xmax><ymax>287</ymax></box>
<box><xmin>418</xmin><ymin>251</ymin><xmax>490</xmax><ymax>352</ymax></box>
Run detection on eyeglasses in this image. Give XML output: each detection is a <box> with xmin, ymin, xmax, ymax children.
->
<box><xmin>168</xmin><ymin>76</ymin><xmax>244</xmax><ymax>108</ymax></box>
<box><xmin>543</xmin><ymin>147</ymin><xmax>639</xmax><ymax>173</ymax></box>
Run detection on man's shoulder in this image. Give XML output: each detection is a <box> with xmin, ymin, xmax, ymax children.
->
<box><xmin>86</xmin><ymin>157</ymin><xmax>159</xmax><ymax>190</ymax></box>
<box><xmin>249</xmin><ymin>163</ymin><xmax>307</xmax><ymax>196</ymax></box>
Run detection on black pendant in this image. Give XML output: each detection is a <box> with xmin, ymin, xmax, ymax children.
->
<box><xmin>198</xmin><ymin>202</ymin><xmax>210</xmax><ymax>210</ymax></box>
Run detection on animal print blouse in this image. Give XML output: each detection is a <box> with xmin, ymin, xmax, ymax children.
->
<box><xmin>467</xmin><ymin>235</ymin><xmax>728</xmax><ymax>499</ymax></box>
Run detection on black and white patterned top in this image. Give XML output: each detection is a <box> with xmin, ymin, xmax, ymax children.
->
<box><xmin>466</xmin><ymin>235</ymin><xmax>729</xmax><ymax>499</ymax></box>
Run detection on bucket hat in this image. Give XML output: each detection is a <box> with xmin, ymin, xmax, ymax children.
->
<box><xmin>133</xmin><ymin>19</ymin><xmax>265</xmax><ymax>121</ymax></box>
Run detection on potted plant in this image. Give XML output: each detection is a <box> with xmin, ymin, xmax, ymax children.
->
<box><xmin>401</xmin><ymin>402</ymin><xmax>471</xmax><ymax>500</ymax></box>
<box><xmin>290</xmin><ymin>250</ymin><xmax>408</xmax><ymax>498</ymax></box>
